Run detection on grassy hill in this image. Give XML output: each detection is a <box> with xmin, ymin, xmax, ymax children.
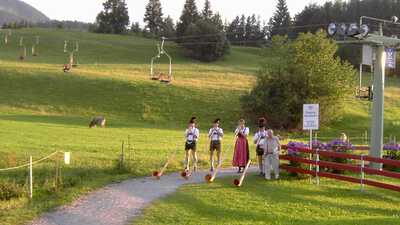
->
<box><xmin>0</xmin><ymin>28</ymin><xmax>261</xmax><ymax>225</ymax></box>
<box><xmin>0</xmin><ymin>28</ymin><xmax>399</xmax><ymax>225</ymax></box>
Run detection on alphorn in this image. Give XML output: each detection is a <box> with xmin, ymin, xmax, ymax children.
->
<box><xmin>204</xmin><ymin>138</ymin><xmax>231</xmax><ymax>183</ymax></box>
<box><xmin>181</xmin><ymin>169</ymin><xmax>192</xmax><ymax>180</ymax></box>
<box><xmin>233</xmin><ymin>160</ymin><xmax>252</xmax><ymax>187</ymax></box>
<box><xmin>153</xmin><ymin>149</ymin><xmax>177</xmax><ymax>180</ymax></box>
<box><xmin>205</xmin><ymin>164</ymin><xmax>221</xmax><ymax>183</ymax></box>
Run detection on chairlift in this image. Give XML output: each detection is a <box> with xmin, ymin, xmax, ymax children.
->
<box><xmin>150</xmin><ymin>37</ymin><xmax>172</xmax><ymax>83</ymax></box>
<box><xmin>356</xmin><ymin>64</ymin><xmax>373</xmax><ymax>101</ymax></box>
<box><xmin>356</xmin><ymin>85</ymin><xmax>373</xmax><ymax>100</ymax></box>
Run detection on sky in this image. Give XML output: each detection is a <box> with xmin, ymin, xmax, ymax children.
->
<box><xmin>23</xmin><ymin>0</ymin><xmax>331</xmax><ymax>24</ymax></box>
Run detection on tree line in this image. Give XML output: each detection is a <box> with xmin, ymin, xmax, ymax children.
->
<box><xmin>91</xmin><ymin>0</ymin><xmax>400</xmax><ymax>62</ymax></box>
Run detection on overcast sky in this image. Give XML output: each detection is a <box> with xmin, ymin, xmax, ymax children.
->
<box><xmin>23</xmin><ymin>0</ymin><xmax>331</xmax><ymax>24</ymax></box>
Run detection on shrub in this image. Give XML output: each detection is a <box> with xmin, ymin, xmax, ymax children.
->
<box><xmin>242</xmin><ymin>31</ymin><xmax>356</xmax><ymax>129</ymax></box>
<box><xmin>383</xmin><ymin>150</ymin><xmax>400</xmax><ymax>172</ymax></box>
<box><xmin>0</xmin><ymin>181</ymin><xmax>25</xmax><ymax>200</ymax></box>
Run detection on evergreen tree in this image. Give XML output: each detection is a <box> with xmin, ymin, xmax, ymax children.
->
<box><xmin>178</xmin><ymin>0</ymin><xmax>230</xmax><ymax>61</ymax></box>
<box><xmin>227</xmin><ymin>16</ymin><xmax>241</xmax><ymax>43</ymax></box>
<box><xmin>238</xmin><ymin>15</ymin><xmax>247</xmax><ymax>44</ymax></box>
<box><xmin>268</xmin><ymin>0</ymin><xmax>292</xmax><ymax>38</ymax></box>
<box><xmin>161</xmin><ymin>16</ymin><xmax>176</xmax><ymax>38</ymax></box>
<box><xmin>144</xmin><ymin>0</ymin><xmax>164</xmax><ymax>37</ymax></box>
<box><xmin>176</xmin><ymin>0</ymin><xmax>199</xmax><ymax>39</ymax></box>
<box><xmin>95</xmin><ymin>0</ymin><xmax>130</xmax><ymax>34</ymax></box>
<box><xmin>202</xmin><ymin>0</ymin><xmax>213</xmax><ymax>20</ymax></box>
<box><xmin>130</xmin><ymin>22</ymin><xmax>141</xmax><ymax>34</ymax></box>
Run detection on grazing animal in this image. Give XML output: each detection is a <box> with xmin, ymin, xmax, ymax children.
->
<box><xmin>89</xmin><ymin>116</ymin><xmax>106</xmax><ymax>128</ymax></box>
<box><xmin>63</xmin><ymin>64</ymin><xmax>71</xmax><ymax>72</ymax></box>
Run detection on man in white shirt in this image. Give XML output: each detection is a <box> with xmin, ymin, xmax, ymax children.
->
<box><xmin>208</xmin><ymin>118</ymin><xmax>224</xmax><ymax>172</ymax></box>
<box><xmin>184</xmin><ymin>118</ymin><xmax>200</xmax><ymax>171</ymax></box>
<box><xmin>263</xmin><ymin>129</ymin><xmax>281</xmax><ymax>180</ymax></box>
<box><xmin>253</xmin><ymin>126</ymin><xmax>267</xmax><ymax>175</ymax></box>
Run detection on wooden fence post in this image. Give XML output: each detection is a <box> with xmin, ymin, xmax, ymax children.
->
<box><xmin>120</xmin><ymin>141</ymin><xmax>125</xmax><ymax>170</ymax></box>
<box><xmin>316</xmin><ymin>149</ymin><xmax>320</xmax><ymax>185</ymax></box>
<box><xmin>29</xmin><ymin>156</ymin><xmax>33</xmax><ymax>199</ymax></box>
<box><xmin>361</xmin><ymin>154</ymin><xmax>365</xmax><ymax>192</ymax></box>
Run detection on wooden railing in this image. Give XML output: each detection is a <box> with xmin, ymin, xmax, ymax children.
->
<box><xmin>280</xmin><ymin>146</ymin><xmax>400</xmax><ymax>192</ymax></box>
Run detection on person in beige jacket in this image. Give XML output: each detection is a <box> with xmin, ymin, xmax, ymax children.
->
<box><xmin>263</xmin><ymin>129</ymin><xmax>281</xmax><ymax>180</ymax></box>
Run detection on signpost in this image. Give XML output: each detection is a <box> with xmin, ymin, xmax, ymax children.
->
<box><xmin>303</xmin><ymin>104</ymin><xmax>320</xmax><ymax>184</ymax></box>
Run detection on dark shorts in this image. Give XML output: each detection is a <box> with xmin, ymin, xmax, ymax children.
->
<box><xmin>256</xmin><ymin>146</ymin><xmax>264</xmax><ymax>156</ymax></box>
<box><xmin>210</xmin><ymin>140</ymin><xmax>221</xmax><ymax>152</ymax></box>
<box><xmin>185</xmin><ymin>141</ymin><xmax>197</xmax><ymax>151</ymax></box>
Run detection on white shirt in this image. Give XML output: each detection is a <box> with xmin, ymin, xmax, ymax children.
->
<box><xmin>208</xmin><ymin>127</ymin><xmax>224</xmax><ymax>141</ymax></box>
<box><xmin>185</xmin><ymin>128</ymin><xmax>199</xmax><ymax>142</ymax></box>
<box><xmin>235</xmin><ymin>127</ymin><xmax>249</xmax><ymax>137</ymax></box>
<box><xmin>253</xmin><ymin>130</ymin><xmax>267</xmax><ymax>146</ymax></box>
<box><xmin>264</xmin><ymin>136</ymin><xmax>281</xmax><ymax>154</ymax></box>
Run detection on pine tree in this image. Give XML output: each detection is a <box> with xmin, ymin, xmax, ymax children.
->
<box><xmin>176</xmin><ymin>0</ymin><xmax>199</xmax><ymax>39</ymax></box>
<box><xmin>268</xmin><ymin>0</ymin><xmax>292</xmax><ymax>38</ymax></box>
<box><xmin>130</xmin><ymin>22</ymin><xmax>141</xmax><ymax>34</ymax></box>
<box><xmin>238</xmin><ymin>15</ymin><xmax>247</xmax><ymax>44</ymax></box>
<box><xmin>202</xmin><ymin>0</ymin><xmax>213</xmax><ymax>20</ymax></box>
<box><xmin>161</xmin><ymin>16</ymin><xmax>176</xmax><ymax>38</ymax></box>
<box><xmin>144</xmin><ymin>0</ymin><xmax>164</xmax><ymax>37</ymax></box>
<box><xmin>95</xmin><ymin>0</ymin><xmax>130</xmax><ymax>34</ymax></box>
<box><xmin>178</xmin><ymin>0</ymin><xmax>229</xmax><ymax>62</ymax></box>
<box><xmin>227</xmin><ymin>16</ymin><xmax>240</xmax><ymax>43</ymax></box>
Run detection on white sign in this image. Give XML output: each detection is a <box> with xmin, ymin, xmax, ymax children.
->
<box><xmin>386</xmin><ymin>48</ymin><xmax>396</xmax><ymax>69</ymax></box>
<box><xmin>64</xmin><ymin>152</ymin><xmax>71</xmax><ymax>165</ymax></box>
<box><xmin>303</xmin><ymin>104</ymin><xmax>319</xmax><ymax>130</ymax></box>
<box><xmin>362</xmin><ymin>45</ymin><xmax>373</xmax><ymax>66</ymax></box>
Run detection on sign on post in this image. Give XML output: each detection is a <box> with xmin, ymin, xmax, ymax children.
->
<box><xmin>303</xmin><ymin>104</ymin><xmax>319</xmax><ymax>130</ymax></box>
<box><xmin>64</xmin><ymin>152</ymin><xmax>71</xmax><ymax>165</ymax></box>
<box><xmin>303</xmin><ymin>104</ymin><xmax>320</xmax><ymax>185</ymax></box>
<box><xmin>386</xmin><ymin>48</ymin><xmax>396</xmax><ymax>69</ymax></box>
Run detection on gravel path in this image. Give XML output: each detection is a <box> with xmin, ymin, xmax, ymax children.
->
<box><xmin>29</xmin><ymin>168</ymin><xmax>256</xmax><ymax>225</ymax></box>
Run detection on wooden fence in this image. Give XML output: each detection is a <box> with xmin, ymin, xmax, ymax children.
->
<box><xmin>280</xmin><ymin>146</ymin><xmax>400</xmax><ymax>192</ymax></box>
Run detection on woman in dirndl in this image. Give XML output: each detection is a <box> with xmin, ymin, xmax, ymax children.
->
<box><xmin>233</xmin><ymin>119</ymin><xmax>250</xmax><ymax>173</ymax></box>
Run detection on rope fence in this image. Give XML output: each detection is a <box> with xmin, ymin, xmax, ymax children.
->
<box><xmin>0</xmin><ymin>151</ymin><xmax>64</xmax><ymax>172</ymax></box>
<box><xmin>0</xmin><ymin>151</ymin><xmax>70</xmax><ymax>199</ymax></box>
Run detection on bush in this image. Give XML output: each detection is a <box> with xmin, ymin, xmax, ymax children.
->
<box><xmin>0</xmin><ymin>181</ymin><xmax>25</xmax><ymax>200</ymax></box>
<box><xmin>242</xmin><ymin>31</ymin><xmax>356</xmax><ymax>129</ymax></box>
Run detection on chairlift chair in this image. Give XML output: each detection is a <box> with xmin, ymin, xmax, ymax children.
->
<box><xmin>150</xmin><ymin>37</ymin><xmax>172</xmax><ymax>83</ymax></box>
<box><xmin>356</xmin><ymin>85</ymin><xmax>373</xmax><ymax>101</ymax></box>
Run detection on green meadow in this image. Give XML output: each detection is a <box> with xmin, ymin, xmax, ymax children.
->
<box><xmin>0</xmin><ymin>28</ymin><xmax>399</xmax><ymax>225</ymax></box>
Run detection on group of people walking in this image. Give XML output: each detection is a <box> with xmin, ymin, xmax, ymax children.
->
<box><xmin>184</xmin><ymin>117</ymin><xmax>281</xmax><ymax>180</ymax></box>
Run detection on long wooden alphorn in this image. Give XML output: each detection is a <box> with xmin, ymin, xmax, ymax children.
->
<box><xmin>205</xmin><ymin>136</ymin><xmax>235</xmax><ymax>183</ymax></box>
<box><xmin>233</xmin><ymin>160</ymin><xmax>252</xmax><ymax>187</ymax></box>
<box><xmin>153</xmin><ymin>149</ymin><xmax>177</xmax><ymax>179</ymax></box>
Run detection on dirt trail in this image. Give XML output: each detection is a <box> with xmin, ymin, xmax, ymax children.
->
<box><xmin>29</xmin><ymin>168</ymin><xmax>255</xmax><ymax>225</ymax></box>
